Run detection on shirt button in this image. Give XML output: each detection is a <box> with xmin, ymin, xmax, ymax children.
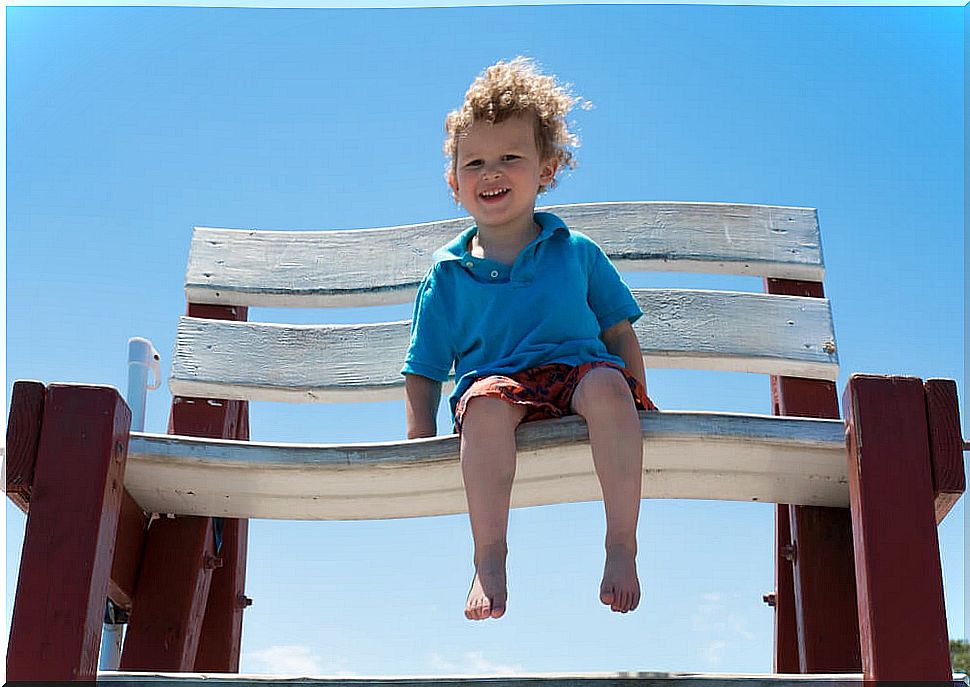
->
<box><xmin>465</xmin><ymin>261</ymin><xmax>474</xmax><ymax>268</ymax></box>
<box><xmin>490</xmin><ymin>270</ymin><xmax>499</xmax><ymax>278</ymax></box>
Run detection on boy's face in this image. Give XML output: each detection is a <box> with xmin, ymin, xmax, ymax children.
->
<box><xmin>449</xmin><ymin>113</ymin><xmax>558</xmax><ymax>231</ymax></box>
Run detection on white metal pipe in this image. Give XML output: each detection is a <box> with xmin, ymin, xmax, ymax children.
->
<box><xmin>99</xmin><ymin>338</ymin><xmax>160</xmax><ymax>671</ymax></box>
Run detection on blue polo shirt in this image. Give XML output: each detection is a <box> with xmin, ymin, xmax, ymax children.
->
<box><xmin>402</xmin><ymin>211</ymin><xmax>642</xmax><ymax>420</ymax></box>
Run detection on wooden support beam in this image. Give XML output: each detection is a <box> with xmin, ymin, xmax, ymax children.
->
<box><xmin>923</xmin><ymin>378</ymin><xmax>965</xmax><ymax>522</ymax></box>
<box><xmin>108</xmin><ymin>489</ymin><xmax>150</xmax><ymax>609</ymax></box>
<box><xmin>843</xmin><ymin>374</ymin><xmax>952</xmax><ymax>681</ymax></box>
<box><xmin>771</xmin><ymin>504</ymin><xmax>799</xmax><ymax>673</ymax></box>
<box><xmin>194</xmin><ymin>518</ymin><xmax>250</xmax><ymax>672</ymax></box>
<box><xmin>7</xmin><ymin>384</ymin><xmax>131</xmax><ymax>681</ymax></box>
<box><xmin>119</xmin><ymin>515</ymin><xmax>217</xmax><ymax>671</ymax></box>
<box><xmin>4</xmin><ymin>380</ymin><xmax>47</xmax><ymax>513</ymax></box>
<box><xmin>765</xmin><ymin>279</ymin><xmax>860</xmax><ymax>675</ymax></box>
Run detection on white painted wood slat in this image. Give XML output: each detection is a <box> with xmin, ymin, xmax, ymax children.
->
<box><xmin>169</xmin><ymin>289</ymin><xmax>838</xmax><ymax>403</ymax></box>
<box><xmin>124</xmin><ymin>411</ymin><xmax>848</xmax><ymax>520</ymax></box>
<box><xmin>185</xmin><ymin>202</ymin><xmax>822</xmax><ymax>308</ymax></box>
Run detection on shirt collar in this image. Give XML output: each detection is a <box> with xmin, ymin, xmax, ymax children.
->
<box><xmin>431</xmin><ymin>212</ymin><xmax>569</xmax><ymax>265</ymax></box>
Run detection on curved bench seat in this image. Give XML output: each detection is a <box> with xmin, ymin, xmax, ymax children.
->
<box><xmin>125</xmin><ymin>411</ymin><xmax>848</xmax><ymax>520</ymax></box>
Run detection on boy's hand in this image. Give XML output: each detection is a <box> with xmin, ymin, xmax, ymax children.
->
<box><xmin>601</xmin><ymin>320</ymin><xmax>647</xmax><ymax>394</ymax></box>
<box><xmin>405</xmin><ymin>374</ymin><xmax>442</xmax><ymax>438</ymax></box>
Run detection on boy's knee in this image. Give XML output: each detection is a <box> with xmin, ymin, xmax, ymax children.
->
<box><xmin>461</xmin><ymin>395</ymin><xmax>525</xmax><ymax>433</ymax></box>
<box><xmin>573</xmin><ymin>368</ymin><xmax>634</xmax><ymax>414</ymax></box>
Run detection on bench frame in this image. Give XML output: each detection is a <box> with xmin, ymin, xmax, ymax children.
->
<box><xmin>5</xmin><ymin>204</ymin><xmax>965</xmax><ymax>682</ymax></box>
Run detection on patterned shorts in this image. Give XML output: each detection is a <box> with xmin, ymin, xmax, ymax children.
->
<box><xmin>454</xmin><ymin>361</ymin><xmax>658</xmax><ymax>433</ymax></box>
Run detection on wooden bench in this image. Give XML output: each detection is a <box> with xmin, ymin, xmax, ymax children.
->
<box><xmin>5</xmin><ymin>201</ymin><xmax>966</xmax><ymax>683</ymax></box>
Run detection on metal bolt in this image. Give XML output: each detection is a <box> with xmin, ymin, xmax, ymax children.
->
<box><xmin>763</xmin><ymin>592</ymin><xmax>777</xmax><ymax>607</ymax></box>
<box><xmin>204</xmin><ymin>554</ymin><xmax>224</xmax><ymax>570</ymax></box>
<box><xmin>780</xmin><ymin>544</ymin><xmax>796</xmax><ymax>563</ymax></box>
<box><xmin>236</xmin><ymin>594</ymin><xmax>254</xmax><ymax>609</ymax></box>
<box><xmin>822</xmin><ymin>340</ymin><xmax>837</xmax><ymax>354</ymax></box>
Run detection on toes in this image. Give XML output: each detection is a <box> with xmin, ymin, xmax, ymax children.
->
<box><xmin>600</xmin><ymin>587</ymin><xmax>614</xmax><ymax>606</ymax></box>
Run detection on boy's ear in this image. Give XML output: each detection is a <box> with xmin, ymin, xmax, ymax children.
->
<box><xmin>447</xmin><ymin>171</ymin><xmax>459</xmax><ymax>198</ymax></box>
<box><xmin>539</xmin><ymin>158</ymin><xmax>559</xmax><ymax>186</ymax></box>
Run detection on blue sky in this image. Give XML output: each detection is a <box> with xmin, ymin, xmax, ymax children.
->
<box><xmin>5</xmin><ymin>2</ymin><xmax>966</xmax><ymax>677</ymax></box>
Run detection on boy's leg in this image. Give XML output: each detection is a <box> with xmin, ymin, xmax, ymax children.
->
<box><xmin>570</xmin><ymin>367</ymin><xmax>644</xmax><ymax>613</ymax></box>
<box><xmin>459</xmin><ymin>396</ymin><xmax>528</xmax><ymax>620</ymax></box>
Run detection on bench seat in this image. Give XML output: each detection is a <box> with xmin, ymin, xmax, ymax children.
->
<box><xmin>124</xmin><ymin>411</ymin><xmax>847</xmax><ymax>520</ymax></box>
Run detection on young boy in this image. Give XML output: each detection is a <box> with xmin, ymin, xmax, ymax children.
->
<box><xmin>402</xmin><ymin>57</ymin><xmax>656</xmax><ymax>621</ymax></box>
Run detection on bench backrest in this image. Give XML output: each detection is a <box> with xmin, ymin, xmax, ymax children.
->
<box><xmin>170</xmin><ymin>202</ymin><xmax>838</xmax><ymax>405</ymax></box>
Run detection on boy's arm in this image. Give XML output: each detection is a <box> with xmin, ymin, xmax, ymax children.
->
<box><xmin>405</xmin><ymin>373</ymin><xmax>442</xmax><ymax>439</ymax></box>
<box><xmin>601</xmin><ymin>319</ymin><xmax>647</xmax><ymax>395</ymax></box>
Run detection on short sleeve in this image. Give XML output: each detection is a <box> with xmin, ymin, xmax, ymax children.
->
<box><xmin>401</xmin><ymin>267</ymin><xmax>455</xmax><ymax>382</ymax></box>
<box><xmin>585</xmin><ymin>240</ymin><xmax>642</xmax><ymax>331</ymax></box>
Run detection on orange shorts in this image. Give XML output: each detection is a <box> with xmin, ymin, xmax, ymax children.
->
<box><xmin>454</xmin><ymin>361</ymin><xmax>657</xmax><ymax>433</ymax></box>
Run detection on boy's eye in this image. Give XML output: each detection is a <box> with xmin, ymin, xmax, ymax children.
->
<box><xmin>464</xmin><ymin>160</ymin><xmax>482</xmax><ymax>168</ymax></box>
<box><xmin>502</xmin><ymin>154</ymin><xmax>520</xmax><ymax>161</ymax></box>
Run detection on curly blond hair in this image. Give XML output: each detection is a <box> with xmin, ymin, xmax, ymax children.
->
<box><xmin>444</xmin><ymin>56</ymin><xmax>586</xmax><ymax>196</ymax></box>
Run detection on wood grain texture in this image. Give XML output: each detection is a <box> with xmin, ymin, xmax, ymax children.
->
<box><xmin>7</xmin><ymin>384</ymin><xmax>131</xmax><ymax>681</ymax></box>
<box><xmin>4</xmin><ymin>380</ymin><xmax>47</xmax><ymax>512</ymax></box>
<box><xmin>185</xmin><ymin>202</ymin><xmax>823</xmax><ymax>308</ymax></box>
<box><xmin>122</xmin><ymin>411</ymin><xmax>848</xmax><ymax>520</ymax></box>
<box><xmin>169</xmin><ymin>289</ymin><xmax>838</xmax><ymax>404</ymax></box>
<box><xmin>923</xmin><ymin>378</ymin><xmax>965</xmax><ymax>523</ymax></box>
<box><xmin>842</xmin><ymin>375</ymin><xmax>951</xmax><ymax>681</ymax></box>
<box><xmin>94</xmin><ymin>670</ymin><xmax>967</xmax><ymax>685</ymax></box>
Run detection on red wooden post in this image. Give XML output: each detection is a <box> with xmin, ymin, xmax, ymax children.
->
<box><xmin>194</xmin><ymin>518</ymin><xmax>250</xmax><ymax>671</ymax></box>
<box><xmin>771</xmin><ymin>504</ymin><xmax>799</xmax><ymax>673</ymax></box>
<box><xmin>108</xmin><ymin>490</ymin><xmax>150</xmax><ymax>609</ymax></box>
<box><xmin>5</xmin><ymin>380</ymin><xmax>47</xmax><ymax>513</ymax></box>
<box><xmin>119</xmin><ymin>516</ymin><xmax>218</xmax><ymax>670</ymax></box>
<box><xmin>119</xmin><ymin>303</ymin><xmax>251</xmax><ymax>672</ymax></box>
<box><xmin>923</xmin><ymin>378</ymin><xmax>965</xmax><ymax>522</ymax></box>
<box><xmin>7</xmin><ymin>384</ymin><xmax>131</xmax><ymax>681</ymax></box>
<box><xmin>843</xmin><ymin>374</ymin><xmax>952</xmax><ymax>681</ymax></box>
<box><xmin>766</xmin><ymin>279</ymin><xmax>861</xmax><ymax>674</ymax></box>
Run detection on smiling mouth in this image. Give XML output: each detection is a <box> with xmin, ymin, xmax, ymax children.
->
<box><xmin>479</xmin><ymin>188</ymin><xmax>509</xmax><ymax>199</ymax></box>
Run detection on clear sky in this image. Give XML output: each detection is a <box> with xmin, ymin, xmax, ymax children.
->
<box><xmin>5</xmin><ymin>2</ymin><xmax>966</xmax><ymax>678</ymax></box>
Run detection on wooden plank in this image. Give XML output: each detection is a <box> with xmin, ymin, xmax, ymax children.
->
<box><xmin>121</xmin><ymin>411</ymin><xmax>849</xmax><ymax>520</ymax></box>
<box><xmin>842</xmin><ymin>374</ymin><xmax>952</xmax><ymax>681</ymax></box>
<box><xmin>4</xmin><ymin>379</ymin><xmax>47</xmax><ymax>512</ymax></box>
<box><xmin>95</xmin><ymin>670</ymin><xmax>968</xmax><ymax>685</ymax></box>
<box><xmin>7</xmin><ymin>384</ymin><xmax>131</xmax><ymax>681</ymax></box>
<box><xmin>107</xmin><ymin>489</ymin><xmax>150</xmax><ymax>609</ymax></box>
<box><xmin>120</xmin><ymin>516</ymin><xmax>217</xmax><ymax>671</ymax></box>
<box><xmin>170</xmin><ymin>289</ymin><xmax>838</xmax><ymax>404</ymax></box>
<box><xmin>923</xmin><ymin>378</ymin><xmax>965</xmax><ymax>522</ymax></box>
<box><xmin>185</xmin><ymin>202</ymin><xmax>823</xmax><ymax>308</ymax></box>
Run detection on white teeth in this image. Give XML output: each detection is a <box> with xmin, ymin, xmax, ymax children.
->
<box><xmin>481</xmin><ymin>189</ymin><xmax>508</xmax><ymax>198</ymax></box>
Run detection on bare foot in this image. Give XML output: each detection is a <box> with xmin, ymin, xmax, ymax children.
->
<box><xmin>465</xmin><ymin>548</ymin><xmax>507</xmax><ymax>620</ymax></box>
<box><xmin>600</xmin><ymin>543</ymin><xmax>640</xmax><ymax>613</ymax></box>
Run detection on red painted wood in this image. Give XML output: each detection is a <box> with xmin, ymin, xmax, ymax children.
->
<box><xmin>923</xmin><ymin>378</ymin><xmax>965</xmax><ymax>523</ymax></box>
<box><xmin>108</xmin><ymin>489</ymin><xmax>150</xmax><ymax>609</ymax></box>
<box><xmin>119</xmin><ymin>516</ymin><xmax>217</xmax><ymax>671</ymax></box>
<box><xmin>194</xmin><ymin>518</ymin><xmax>250</xmax><ymax>671</ymax></box>
<box><xmin>843</xmin><ymin>374</ymin><xmax>952</xmax><ymax>681</ymax></box>
<box><xmin>121</xmin><ymin>302</ymin><xmax>251</xmax><ymax>672</ymax></box>
<box><xmin>7</xmin><ymin>384</ymin><xmax>131</xmax><ymax>681</ymax></box>
<box><xmin>766</xmin><ymin>278</ymin><xmax>861</xmax><ymax>674</ymax></box>
<box><xmin>772</xmin><ymin>504</ymin><xmax>799</xmax><ymax>673</ymax></box>
<box><xmin>4</xmin><ymin>380</ymin><xmax>47</xmax><ymax>513</ymax></box>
